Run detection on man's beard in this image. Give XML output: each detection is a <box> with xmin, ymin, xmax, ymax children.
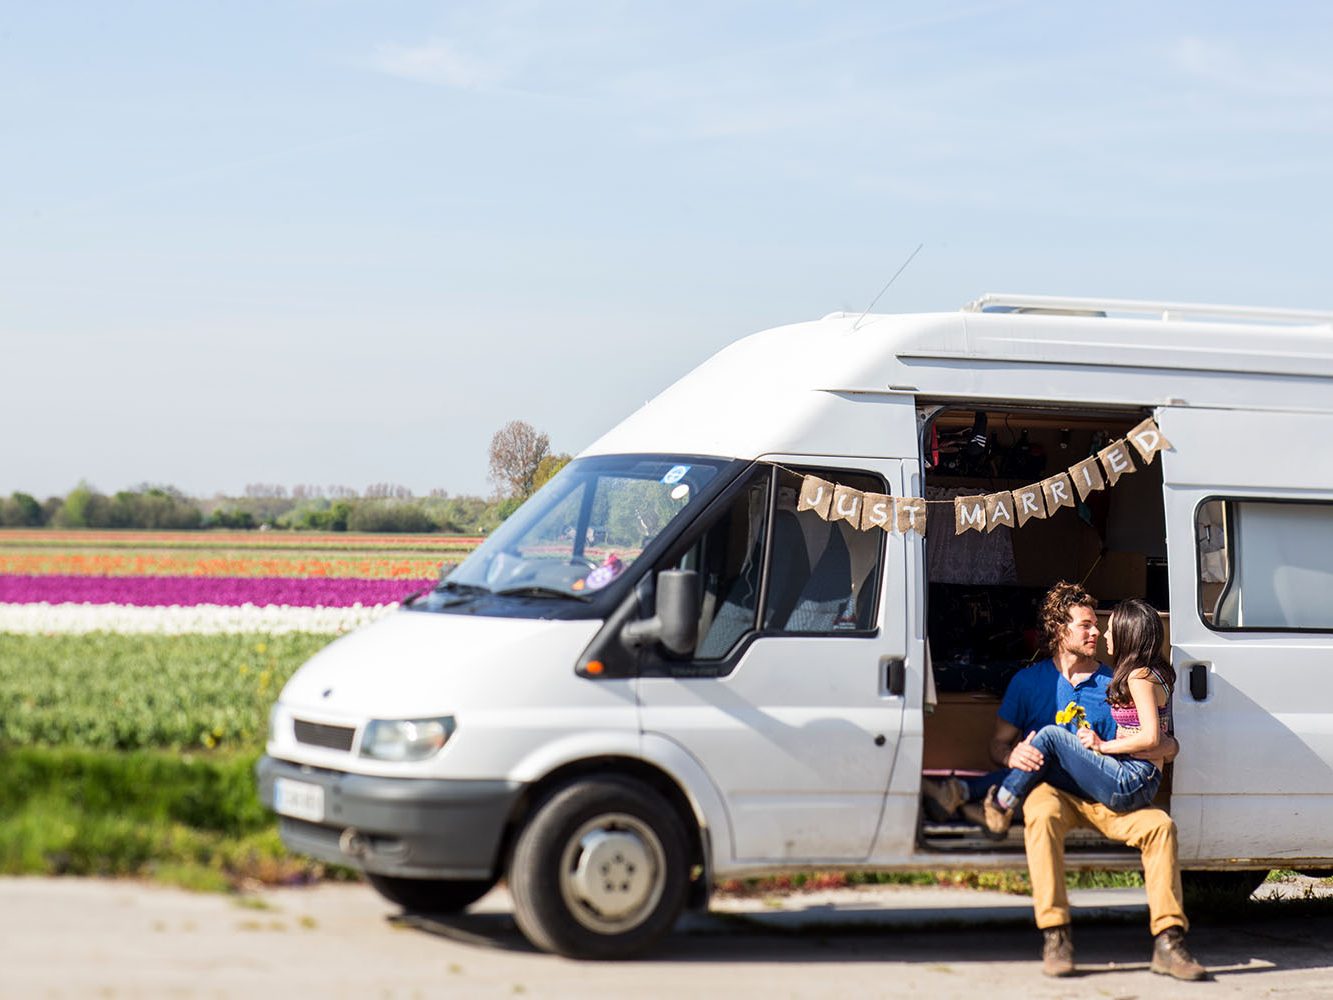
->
<box><xmin>1062</xmin><ymin>636</ymin><xmax>1093</xmax><ymax>659</ymax></box>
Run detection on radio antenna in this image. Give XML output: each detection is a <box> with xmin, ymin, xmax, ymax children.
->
<box><xmin>853</xmin><ymin>242</ymin><xmax>924</xmax><ymax>330</ymax></box>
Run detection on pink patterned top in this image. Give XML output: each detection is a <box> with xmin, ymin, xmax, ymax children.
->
<box><xmin>1108</xmin><ymin>666</ymin><xmax>1173</xmax><ymax>736</ymax></box>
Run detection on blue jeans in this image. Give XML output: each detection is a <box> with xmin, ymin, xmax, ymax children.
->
<box><xmin>1000</xmin><ymin>724</ymin><xmax>1161</xmax><ymax>814</ymax></box>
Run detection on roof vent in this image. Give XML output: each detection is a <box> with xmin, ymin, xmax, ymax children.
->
<box><xmin>964</xmin><ymin>293</ymin><xmax>1332</xmax><ymax>326</ymax></box>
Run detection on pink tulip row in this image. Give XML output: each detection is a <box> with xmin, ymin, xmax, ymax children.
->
<box><xmin>0</xmin><ymin>574</ymin><xmax>436</xmax><ymax>608</ymax></box>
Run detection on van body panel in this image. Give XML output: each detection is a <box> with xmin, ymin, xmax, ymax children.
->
<box><xmin>269</xmin><ymin>613</ymin><xmax>627</xmax><ymax>780</ymax></box>
<box><xmin>898</xmin><ymin>360</ymin><xmax>1333</xmax><ymax>416</ymax></box>
<box><xmin>869</xmin><ymin>467</ymin><xmax>927</xmax><ymax>863</ymax></box>
<box><xmin>638</xmin><ymin>456</ymin><xmax>913</xmax><ymax>864</ymax></box>
<box><xmin>587</xmin><ymin>314</ymin><xmax>1333</xmax><ymax>468</ymax></box>
<box><xmin>279</xmin><ymin>612</ymin><xmax>605</xmax><ymax>719</ymax></box>
<box><xmin>584</xmin><ymin>322</ymin><xmax>923</xmax><ymax>461</ymax></box>
<box><xmin>503</xmin><ymin>728</ymin><xmax>644</xmax><ymax>785</ymax></box>
<box><xmin>1162</xmin><ymin>406</ymin><xmax>1333</xmax><ymax>862</ymax></box>
<box><xmin>950</xmin><ymin>312</ymin><xmax>1333</xmax><ymax>380</ymax></box>
<box><xmin>639</xmin><ymin>634</ymin><xmax>901</xmax><ymax>862</ymax></box>
<box><xmin>1161</xmin><ymin>407</ymin><xmax>1333</xmax><ymax>490</ymax></box>
<box><xmin>637</xmin><ymin>731</ymin><xmax>737</xmax><ymax>869</ymax></box>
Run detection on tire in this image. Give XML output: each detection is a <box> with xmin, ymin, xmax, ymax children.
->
<box><xmin>365</xmin><ymin>873</ymin><xmax>497</xmax><ymax>914</ymax></box>
<box><xmin>1181</xmin><ymin>869</ymin><xmax>1268</xmax><ymax>906</ymax></box>
<box><xmin>508</xmin><ymin>778</ymin><xmax>689</xmax><ymax>959</ymax></box>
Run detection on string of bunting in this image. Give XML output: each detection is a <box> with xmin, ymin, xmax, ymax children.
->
<box><xmin>791</xmin><ymin>417</ymin><xmax>1172</xmax><ymax>537</ymax></box>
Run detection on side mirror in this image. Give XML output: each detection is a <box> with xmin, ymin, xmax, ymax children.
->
<box><xmin>621</xmin><ymin>569</ymin><xmax>699</xmax><ymax>657</ymax></box>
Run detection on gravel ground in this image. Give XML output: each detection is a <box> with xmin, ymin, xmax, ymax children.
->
<box><xmin>4</xmin><ymin>876</ymin><xmax>1332</xmax><ymax>999</ymax></box>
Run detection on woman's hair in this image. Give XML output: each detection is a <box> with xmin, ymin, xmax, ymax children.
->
<box><xmin>1106</xmin><ymin>597</ymin><xmax>1175</xmax><ymax>705</ymax></box>
<box><xmin>1039</xmin><ymin>581</ymin><xmax>1096</xmax><ymax>655</ymax></box>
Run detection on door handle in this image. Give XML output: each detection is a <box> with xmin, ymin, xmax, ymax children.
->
<box><xmin>882</xmin><ymin>656</ymin><xmax>906</xmax><ymax>696</ymax></box>
<box><xmin>1187</xmin><ymin>661</ymin><xmax>1210</xmax><ymax>701</ymax></box>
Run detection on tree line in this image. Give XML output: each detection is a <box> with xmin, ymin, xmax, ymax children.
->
<box><xmin>2</xmin><ymin>421</ymin><xmax>569</xmax><ymax>534</ymax></box>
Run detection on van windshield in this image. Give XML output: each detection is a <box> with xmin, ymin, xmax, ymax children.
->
<box><xmin>438</xmin><ymin>455</ymin><xmax>725</xmax><ymax>602</ymax></box>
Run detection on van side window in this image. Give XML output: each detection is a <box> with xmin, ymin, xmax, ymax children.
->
<box><xmin>692</xmin><ymin>472</ymin><xmax>770</xmax><ymax>658</ymax></box>
<box><xmin>765</xmin><ymin>468</ymin><xmax>883</xmax><ymax>636</ymax></box>
<box><xmin>1198</xmin><ymin>498</ymin><xmax>1333</xmax><ymax>630</ymax></box>
<box><xmin>684</xmin><ymin>466</ymin><xmax>885</xmax><ymax>662</ymax></box>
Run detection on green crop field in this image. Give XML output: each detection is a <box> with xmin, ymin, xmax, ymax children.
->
<box><xmin>0</xmin><ymin>633</ymin><xmax>329</xmax><ymax>751</ymax></box>
<box><xmin>0</xmin><ymin>529</ymin><xmax>440</xmax><ymax>890</ymax></box>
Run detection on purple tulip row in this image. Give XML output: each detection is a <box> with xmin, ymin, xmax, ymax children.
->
<box><xmin>0</xmin><ymin>574</ymin><xmax>436</xmax><ymax>608</ymax></box>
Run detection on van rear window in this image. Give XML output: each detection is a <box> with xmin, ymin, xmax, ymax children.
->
<box><xmin>1198</xmin><ymin>498</ymin><xmax>1333</xmax><ymax>631</ymax></box>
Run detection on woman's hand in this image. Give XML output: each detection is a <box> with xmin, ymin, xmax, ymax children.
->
<box><xmin>1078</xmin><ymin>727</ymin><xmax>1102</xmax><ymax>752</ymax></box>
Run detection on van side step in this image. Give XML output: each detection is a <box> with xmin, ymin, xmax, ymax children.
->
<box><xmin>920</xmin><ymin>822</ymin><xmax>1132</xmax><ymax>855</ymax></box>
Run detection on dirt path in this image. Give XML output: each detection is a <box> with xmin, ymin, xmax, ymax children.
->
<box><xmin>4</xmin><ymin>877</ymin><xmax>1332</xmax><ymax>998</ymax></box>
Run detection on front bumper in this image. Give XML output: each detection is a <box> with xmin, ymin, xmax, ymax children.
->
<box><xmin>256</xmin><ymin>756</ymin><xmax>523</xmax><ymax>879</ymax></box>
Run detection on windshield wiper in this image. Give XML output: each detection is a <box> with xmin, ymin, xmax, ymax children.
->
<box><xmin>492</xmin><ymin>585</ymin><xmax>591</xmax><ymax>602</ymax></box>
<box><xmin>434</xmin><ymin>580</ymin><xmax>493</xmax><ymax>596</ymax></box>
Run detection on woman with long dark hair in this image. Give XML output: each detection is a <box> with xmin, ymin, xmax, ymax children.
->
<box><xmin>982</xmin><ymin>598</ymin><xmax>1176</xmax><ymax>835</ymax></box>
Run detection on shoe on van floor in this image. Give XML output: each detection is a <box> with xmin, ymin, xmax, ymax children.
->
<box><xmin>921</xmin><ymin>777</ymin><xmax>967</xmax><ymax>821</ymax></box>
<box><xmin>958</xmin><ymin>801</ymin><xmax>1006</xmax><ymax>838</ymax></box>
<box><xmin>982</xmin><ymin>786</ymin><xmax>1015</xmax><ymax>837</ymax></box>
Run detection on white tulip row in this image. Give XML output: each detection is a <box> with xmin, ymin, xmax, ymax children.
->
<box><xmin>0</xmin><ymin>602</ymin><xmax>399</xmax><ymax>635</ymax></box>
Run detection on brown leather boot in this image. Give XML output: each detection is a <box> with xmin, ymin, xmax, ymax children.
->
<box><xmin>922</xmin><ymin>777</ymin><xmax>967</xmax><ymax>820</ymax></box>
<box><xmin>1041</xmin><ymin>924</ymin><xmax>1075</xmax><ymax>977</ymax></box>
<box><xmin>1151</xmin><ymin>926</ymin><xmax>1208</xmax><ymax>981</ymax></box>
<box><xmin>982</xmin><ymin>786</ymin><xmax>1014</xmax><ymax>837</ymax></box>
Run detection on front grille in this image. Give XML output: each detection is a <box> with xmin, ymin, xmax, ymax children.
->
<box><xmin>293</xmin><ymin>718</ymin><xmax>356</xmax><ymax>752</ymax></box>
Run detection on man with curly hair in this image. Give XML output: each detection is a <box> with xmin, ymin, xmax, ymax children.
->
<box><xmin>922</xmin><ymin>581</ymin><xmax>1204</xmax><ymax>980</ymax></box>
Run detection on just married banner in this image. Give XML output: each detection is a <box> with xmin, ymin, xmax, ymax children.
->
<box><xmin>795</xmin><ymin>417</ymin><xmax>1172</xmax><ymax>537</ymax></box>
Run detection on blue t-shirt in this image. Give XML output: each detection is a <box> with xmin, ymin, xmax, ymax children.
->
<box><xmin>998</xmin><ymin>658</ymin><xmax>1116</xmax><ymax>740</ymax></box>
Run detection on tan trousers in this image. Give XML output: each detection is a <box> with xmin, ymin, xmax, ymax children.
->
<box><xmin>1023</xmin><ymin>783</ymin><xmax>1188</xmax><ymax>936</ymax></box>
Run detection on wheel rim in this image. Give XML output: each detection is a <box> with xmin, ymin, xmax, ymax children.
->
<box><xmin>558</xmin><ymin>811</ymin><xmax>666</xmax><ymax>934</ymax></box>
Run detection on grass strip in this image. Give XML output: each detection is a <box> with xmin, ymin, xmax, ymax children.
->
<box><xmin>0</xmin><ymin>746</ymin><xmax>338</xmax><ymax>889</ymax></box>
<box><xmin>716</xmin><ymin>869</ymin><xmax>1144</xmax><ymax>897</ymax></box>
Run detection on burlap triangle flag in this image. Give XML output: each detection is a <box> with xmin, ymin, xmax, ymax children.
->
<box><xmin>896</xmin><ymin>497</ymin><xmax>927</xmax><ymax>535</ymax></box>
<box><xmin>829</xmin><ymin>485</ymin><xmax>864</xmax><ymax>526</ymax></box>
<box><xmin>1127</xmin><ymin>417</ymin><xmax>1172</xmax><ymax>465</ymax></box>
<box><xmin>1069</xmin><ymin>456</ymin><xmax>1106</xmax><ymax>501</ymax></box>
<box><xmin>1041</xmin><ymin>472</ymin><xmax>1076</xmax><ymax>513</ymax></box>
<box><xmin>1013</xmin><ymin>484</ymin><xmax>1048</xmax><ymax>527</ymax></box>
<box><xmin>860</xmin><ymin>493</ymin><xmax>895</xmax><ymax>532</ymax></box>
<box><xmin>1097</xmin><ymin>439</ymin><xmax>1136</xmax><ymax>487</ymax></box>
<box><xmin>954</xmin><ymin>495</ymin><xmax>986</xmax><ymax>534</ymax></box>
<box><xmin>984</xmin><ymin>492</ymin><xmax>1015</xmax><ymax>533</ymax></box>
<box><xmin>797</xmin><ymin>476</ymin><xmax>834</xmax><ymax>519</ymax></box>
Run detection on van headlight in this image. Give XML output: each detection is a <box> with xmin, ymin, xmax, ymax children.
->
<box><xmin>359</xmin><ymin>717</ymin><xmax>456</xmax><ymax>761</ymax></box>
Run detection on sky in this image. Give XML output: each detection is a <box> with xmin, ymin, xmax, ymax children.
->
<box><xmin>3</xmin><ymin>1</ymin><xmax>1332</xmax><ymax>500</ymax></box>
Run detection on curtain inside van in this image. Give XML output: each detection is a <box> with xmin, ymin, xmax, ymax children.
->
<box><xmin>1222</xmin><ymin>501</ymin><xmax>1333</xmax><ymax>629</ymax></box>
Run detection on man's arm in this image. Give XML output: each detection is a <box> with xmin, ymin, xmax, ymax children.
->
<box><xmin>990</xmin><ymin>719</ymin><xmax>1044</xmax><ymax>771</ymax></box>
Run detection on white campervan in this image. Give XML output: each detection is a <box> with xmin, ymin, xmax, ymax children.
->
<box><xmin>259</xmin><ymin>294</ymin><xmax>1333</xmax><ymax>958</ymax></box>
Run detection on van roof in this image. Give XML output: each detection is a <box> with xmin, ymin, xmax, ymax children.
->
<box><xmin>584</xmin><ymin>294</ymin><xmax>1333</xmax><ymax>461</ymax></box>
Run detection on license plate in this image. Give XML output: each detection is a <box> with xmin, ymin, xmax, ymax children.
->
<box><xmin>273</xmin><ymin>777</ymin><xmax>325</xmax><ymax>822</ymax></box>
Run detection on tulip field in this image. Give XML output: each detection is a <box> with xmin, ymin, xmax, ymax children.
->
<box><xmin>0</xmin><ymin>528</ymin><xmax>482</xmax><ymax>887</ymax></box>
<box><xmin>0</xmin><ymin>529</ymin><xmax>479</xmax><ymax>634</ymax></box>
<box><xmin>0</xmin><ymin>528</ymin><xmax>1141</xmax><ymax>897</ymax></box>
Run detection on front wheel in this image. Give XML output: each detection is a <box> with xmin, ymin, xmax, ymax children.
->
<box><xmin>365</xmin><ymin>873</ymin><xmax>497</xmax><ymax>914</ymax></box>
<box><xmin>508</xmin><ymin>778</ymin><xmax>689</xmax><ymax>959</ymax></box>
